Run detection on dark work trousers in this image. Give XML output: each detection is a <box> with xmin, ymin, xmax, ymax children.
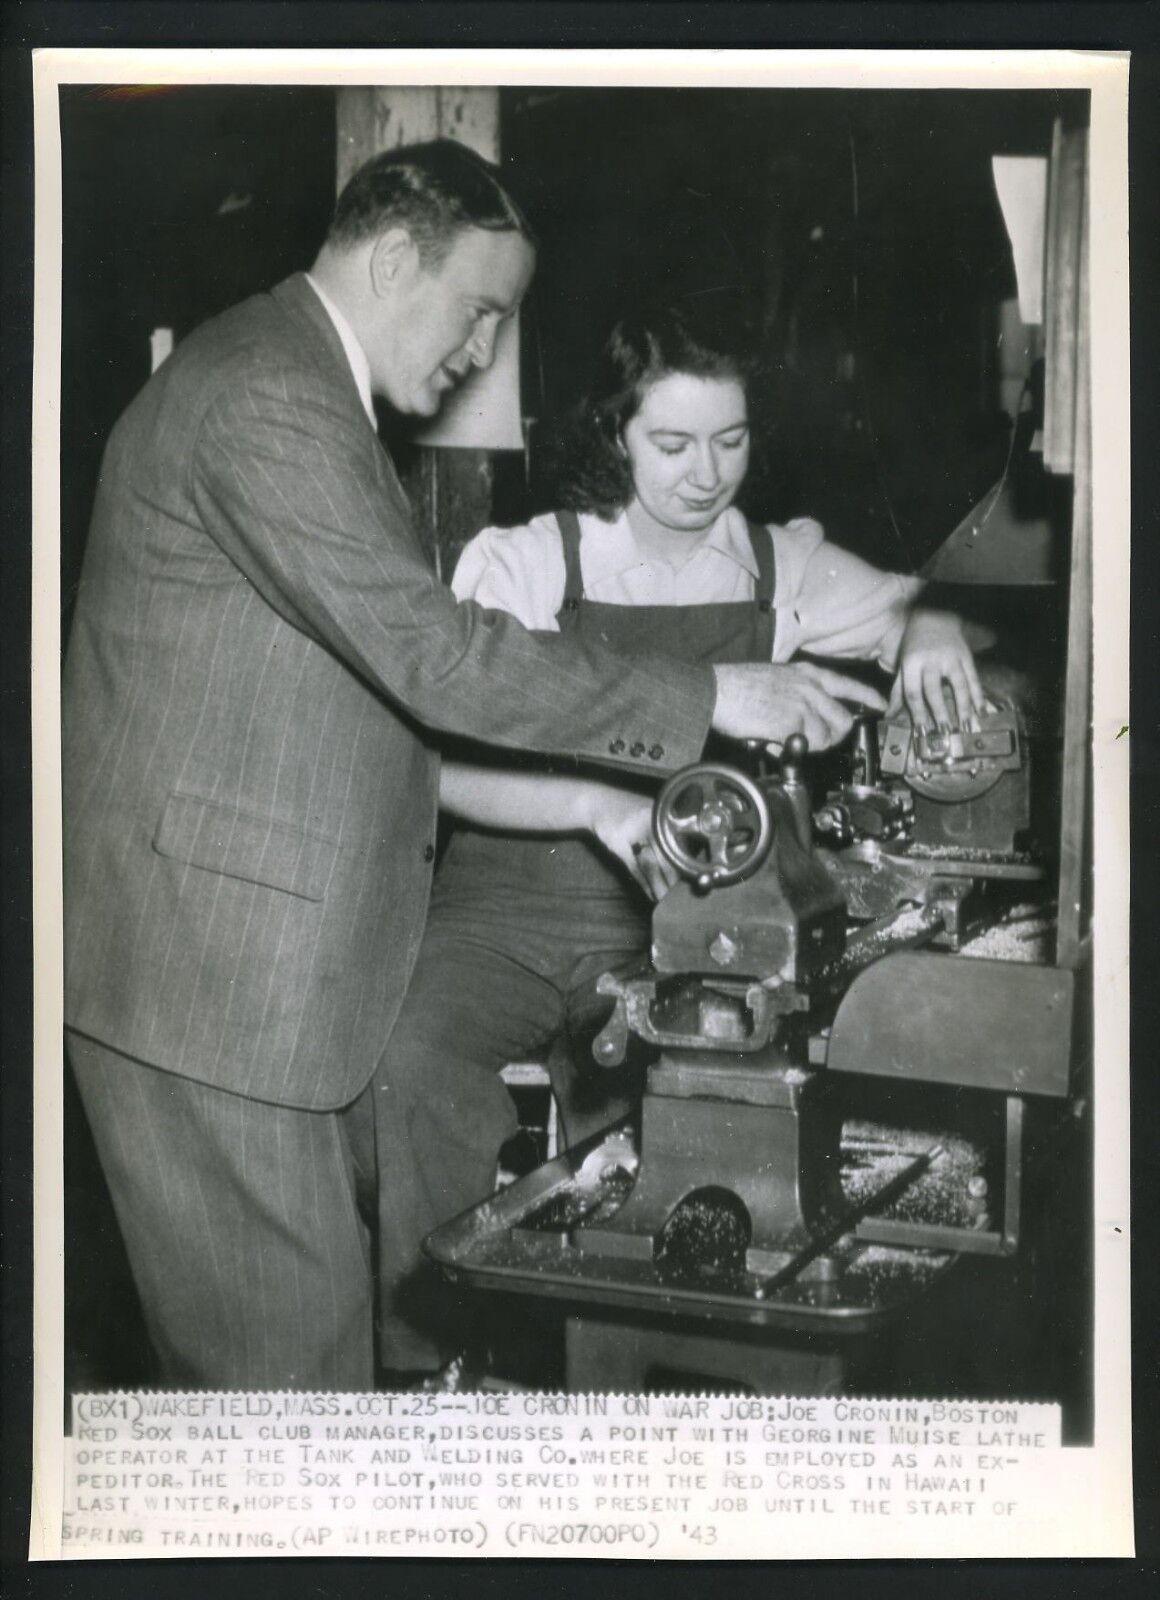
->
<box><xmin>373</xmin><ymin>882</ymin><xmax>649</xmax><ymax>1370</ymax></box>
<box><xmin>374</xmin><ymin>509</ymin><xmax>779</xmax><ymax>1372</ymax></box>
<box><xmin>69</xmin><ymin>1028</ymin><xmax>379</xmax><ymax>1391</ymax></box>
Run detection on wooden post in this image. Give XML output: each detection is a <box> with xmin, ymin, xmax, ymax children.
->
<box><xmin>1054</xmin><ymin>127</ymin><xmax>1091</xmax><ymax>971</ymax></box>
<box><xmin>1042</xmin><ymin>121</ymin><xmax>1088</xmax><ymax>477</ymax></box>
<box><xmin>334</xmin><ymin>86</ymin><xmax>501</xmax><ymax>577</ymax></box>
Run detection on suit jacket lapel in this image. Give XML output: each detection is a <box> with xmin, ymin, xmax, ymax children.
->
<box><xmin>271</xmin><ymin>272</ymin><xmax>373</xmax><ymax>427</ymax></box>
<box><xmin>270</xmin><ymin>272</ymin><xmax>417</xmax><ymax>536</ymax></box>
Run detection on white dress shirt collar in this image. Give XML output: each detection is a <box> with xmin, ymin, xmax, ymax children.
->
<box><xmin>305</xmin><ymin>274</ymin><xmax>376</xmax><ymax>426</ymax></box>
<box><xmin>581</xmin><ymin>505</ymin><xmax>761</xmax><ymax>588</ymax></box>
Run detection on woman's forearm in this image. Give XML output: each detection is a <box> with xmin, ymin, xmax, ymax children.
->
<box><xmin>439</xmin><ymin>761</ymin><xmax>605</xmax><ymax>833</ymax></box>
<box><xmin>908</xmin><ymin>586</ymin><xmax>997</xmax><ymax>655</ymax></box>
<box><xmin>439</xmin><ymin>762</ymin><xmax>676</xmax><ymax>900</ymax></box>
<box><xmin>961</xmin><ymin>617</ymin><xmax>998</xmax><ymax>654</ymax></box>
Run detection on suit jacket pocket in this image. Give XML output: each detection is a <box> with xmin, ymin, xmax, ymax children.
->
<box><xmin>153</xmin><ymin>790</ymin><xmax>339</xmax><ymax>902</ymax></box>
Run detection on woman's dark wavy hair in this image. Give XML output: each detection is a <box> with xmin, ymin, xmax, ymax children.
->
<box><xmin>550</xmin><ymin>296</ymin><xmax>760</xmax><ymax>519</ymax></box>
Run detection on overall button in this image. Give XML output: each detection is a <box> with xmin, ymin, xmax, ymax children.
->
<box><xmin>630</xmin><ymin>742</ymin><xmax>646</xmax><ymax>757</ymax></box>
<box><xmin>609</xmin><ymin>738</ymin><xmax>626</xmax><ymax>754</ymax></box>
<box><xmin>423</xmin><ymin>844</ymin><xmax>435</xmax><ymax>863</ymax></box>
<box><xmin>649</xmin><ymin>744</ymin><xmax>664</xmax><ymax>760</ymax></box>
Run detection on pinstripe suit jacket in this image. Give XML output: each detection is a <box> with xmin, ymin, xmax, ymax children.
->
<box><xmin>62</xmin><ymin>273</ymin><xmax>715</xmax><ymax>1110</ymax></box>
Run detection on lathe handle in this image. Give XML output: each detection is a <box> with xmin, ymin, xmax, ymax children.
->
<box><xmin>779</xmin><ymin>733</ymin><xmax>815</xmax><ymax>853</ymax></box>
<box><xmin>741</xmin><ymin>738</ymin><xmax>773</xmax><ymax>780</ymax></box>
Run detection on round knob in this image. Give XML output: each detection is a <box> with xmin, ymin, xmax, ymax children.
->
<box><xmin>781</xmin><ymin>733</ymin><xmax>809</xmax><ymax>784</ymax></box>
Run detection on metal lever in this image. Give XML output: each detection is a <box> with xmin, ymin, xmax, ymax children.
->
<box><xmin>850</xmin><ymin>712</ymin><xmax>881</xmax><ymax>787</ymax></box>
<box><xmin>778</xmin><ymin>733</ymin><xmax>813</xmax><ymax>853</ymax></box>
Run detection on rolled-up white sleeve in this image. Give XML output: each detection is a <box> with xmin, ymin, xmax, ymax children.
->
<box><xmin>770</xmin><ymin>518</ymin><xmax>924</xmax><ymax>670</ymax></box>
<box><xmin>450</xmin><ymin>518</ymin><xmax>568</xmax><ymax>633</ymax></box>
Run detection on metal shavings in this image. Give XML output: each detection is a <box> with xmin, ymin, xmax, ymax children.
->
<box><xmin>841</xmin><ymin>1120</ymin><xmax>986</xmax><ymax>1229</ymax></box>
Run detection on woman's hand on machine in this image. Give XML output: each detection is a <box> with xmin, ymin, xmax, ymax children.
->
<box><xmin>582</xmin><ymin>787</ymin><xmax>680</xmax><ymax>900</ymax></box>
<box><xmin>891</xmin><ymin>609</ymin><xmax>986</xmax><ymax>733</ymax></box>
<box><xmin>712</xmin><ymin>662</ymin><xmax>888</xmax><ymax>754</ymax></box>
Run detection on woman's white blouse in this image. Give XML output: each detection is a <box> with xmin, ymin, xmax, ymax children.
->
<box><xmin>452</xmin><ymin>505</ymin><xmax>924</xmax><ymax>671</ymax></box>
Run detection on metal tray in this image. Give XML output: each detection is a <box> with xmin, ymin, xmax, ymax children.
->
<box><xmin>424</xmin><ymin>1123</ymin><xmax>973</xmax><ymax>1337</ymax></box>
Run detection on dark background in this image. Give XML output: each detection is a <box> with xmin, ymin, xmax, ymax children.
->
<box><xmin>59</xmin><ymin>83</ymin><xmax>1083</xmax><ymax>631</ymax></box>
<box><xmin>503</xmin><ymin>85</ymin><xmax>1067</xmax><ymax>569</ymax></box>
<box><xmin>2</xmin><ymin>5</ymin><xmax>1157</xmax><ymax>1595</ymax></box>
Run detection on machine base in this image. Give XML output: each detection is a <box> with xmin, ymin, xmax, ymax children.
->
<box><xmin>565</xmin><ymin>1312</ymin><xmax>845</xmax><ymax>1396</ymax></box>
<box><xmin>576</xmin><ymin>1050</ymin><xmax>844</xmax><ymax>1275</ymax></box>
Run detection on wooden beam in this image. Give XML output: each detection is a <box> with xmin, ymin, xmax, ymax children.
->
<box><xmin>1054</xmin><ymin>128</ymin><xmax>1091</xmax><ymax>970</ymax></box>
<box><xmin>1043</xmin><ymin>120</ymin><xmax>1087</xmax><ymax>476</ymax></box>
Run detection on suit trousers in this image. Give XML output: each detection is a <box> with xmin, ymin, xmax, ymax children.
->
<box><xmin>374</xmin><ymin>879</ymin><xmax>648</xmax><ymax>1371</ymax></box>
<box><xmin>68</xmin><ymin>1030</ymin><xmax>378</xmax><ymax>1391</ymax></box>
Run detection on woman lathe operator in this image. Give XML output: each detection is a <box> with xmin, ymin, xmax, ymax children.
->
<box><xmin>373</xmin><ymin>297</ymin><xmax>988</xmax><ymax>1385</ymax></box>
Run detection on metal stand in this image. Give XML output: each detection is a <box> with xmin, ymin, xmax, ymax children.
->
<box><xmin>576</xmin><ymin>1048</ymin><xmax>844</xmax><ymax>1275</ymax></box>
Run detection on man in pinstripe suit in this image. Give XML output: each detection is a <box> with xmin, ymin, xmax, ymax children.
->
<box><xmin>63</xmin><ymin>141</ymin><xmax>880</xmax><ymax>1390</ymax></box>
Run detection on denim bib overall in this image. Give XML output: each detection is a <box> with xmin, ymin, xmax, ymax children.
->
<box><xmin>375</xmin><ymin>510</ymin><xmax>777</xmax><ymax>1369</ymax></box>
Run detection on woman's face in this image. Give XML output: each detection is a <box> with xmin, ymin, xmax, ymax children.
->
<box><xmin>621</xmin><ymin>371</ymin><xmax>750</xmax><ymax>534</ymax></box>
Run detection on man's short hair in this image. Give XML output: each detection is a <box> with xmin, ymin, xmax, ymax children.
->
<box><xmin>327</xmin><ymin>139</ymin><xmax>533</xmax><ymax>266</ymax></box>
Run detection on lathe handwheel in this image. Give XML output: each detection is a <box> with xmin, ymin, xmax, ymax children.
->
<box><xmin>653</xmin><ymin>764</ymin><xmax>773</xmax><ymax>889</ymax></box>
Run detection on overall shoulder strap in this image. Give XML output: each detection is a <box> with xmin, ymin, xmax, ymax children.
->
<box><xmin>555</xmin><ymin>508</ymin><xmax>585</xmax><ymax>617</ymax></box>
<box><xmin>745</xmin><ymin>518</ymin><xmax>777</xmax><ymax>658</ymax></box>
<box><xmin>745</xmin><ymin>518</ymin><xmax>777</xmax><ymax>612</ymax></box>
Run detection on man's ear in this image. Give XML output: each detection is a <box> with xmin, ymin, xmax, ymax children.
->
<box><xmin>369</xmin><ymin>228</ymin><xmax>417</xmax><ymax>298</ymax></box>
